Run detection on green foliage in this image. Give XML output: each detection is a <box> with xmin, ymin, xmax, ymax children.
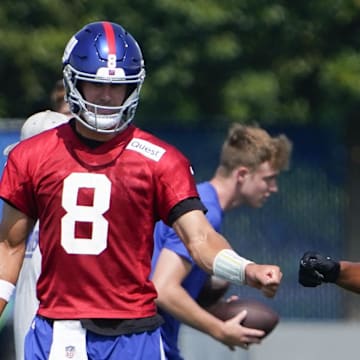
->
<box><xmin>223</xmin><ymin>71</ymin><xmax>280</xmax><ymax>124</ymax></box>
<box><xmin>1</xmin><ymin>0</ymin><xmax>360</xmax><ymax>126</ymax></box>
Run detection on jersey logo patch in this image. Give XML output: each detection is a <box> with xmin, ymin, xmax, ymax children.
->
<box><xmin>65</xmin><ymin>345</ymin><xmax>75</xmax><ymax>358</ymax></box>
<box><xmin>126</xmin><ymin>138</ymin><xmax>166</xmax><ymax>161</ymax></box>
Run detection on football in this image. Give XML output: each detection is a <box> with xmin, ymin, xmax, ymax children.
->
<box><xmin>196</xmin><ymin>275</ymin><xmax>230</xmax><ymax>308</ymax></box>
<box><xmin>207</xmin><ymin>298</ymin><xmax>279</xmax><ymax>337</ymax></box>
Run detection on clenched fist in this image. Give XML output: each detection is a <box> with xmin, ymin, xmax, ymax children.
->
<box><xmin>245</xmin><ymin>264</ymin><xmax>282</xmax><ymax>298</ymax></box>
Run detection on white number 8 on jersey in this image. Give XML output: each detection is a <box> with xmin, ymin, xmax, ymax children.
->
<box><xmin>61</xmin><ymin>173</ymin><xmax>111</xmax><ymax>255</ymax></box>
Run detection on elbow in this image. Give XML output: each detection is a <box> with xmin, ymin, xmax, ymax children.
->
<box><xmin>153</xmin><ymin>281</ymin><xmax>170</xmax><ymax>308</ymax></box>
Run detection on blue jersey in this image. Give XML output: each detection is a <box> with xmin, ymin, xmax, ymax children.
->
<box><xmin>151</xmin><ymin>182</ymin><xmax>223</xmax><ymax>360</ymax></box>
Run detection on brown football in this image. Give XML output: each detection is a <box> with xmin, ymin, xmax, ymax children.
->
<box><xmin>207</xmin><ymin>298</ymin><xmax>279</xmax><ymax>337</ymax></box>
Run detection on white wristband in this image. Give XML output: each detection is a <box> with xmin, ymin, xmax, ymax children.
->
<box><xmin>0</xmin><ymin>280</ymin><xmax>15</xmax><ymax>302</ymax></box>
<box><xmin>213</xmin><ymin>249</ymin><xmax>254</xmax><ymax>285</ymax></box>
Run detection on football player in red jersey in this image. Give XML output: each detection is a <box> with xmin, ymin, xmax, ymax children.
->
<box><xmin>0</xmin><ymin>21</ymin><xmax>282</xmax><ymax>359</ymax></box>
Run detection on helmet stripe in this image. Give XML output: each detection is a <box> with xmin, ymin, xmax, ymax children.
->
<box><xmin>102</xmin><ymin>21</ymin><xmax>116</xmax><ymax>55</ymax></box>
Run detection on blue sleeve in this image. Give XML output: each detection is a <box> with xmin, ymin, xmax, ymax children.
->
<box><xmin>154</xmin><ymin>220</ymin><xmax>193</xmax><ymax>264</ymax></box>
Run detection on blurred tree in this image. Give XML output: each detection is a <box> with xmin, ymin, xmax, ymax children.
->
<box><xmin>1</xmin><ymin>0</ymin><xmax>360</xmax><ymax>128</ymax></box>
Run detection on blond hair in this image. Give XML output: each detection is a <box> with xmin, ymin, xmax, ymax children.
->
<box><xmin>218</xmin><ymin>123</ymin><xmax>292</xmax><ymax>176</ymax></box>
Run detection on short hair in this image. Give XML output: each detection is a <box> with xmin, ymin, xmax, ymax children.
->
<box><xmin>270</xmin><ymin>134</ymin><xmax>292</xmax><ymax>171</ymax></box>
<box><xmin>218</xmin><ymin>123</ymin><xmax>292</xmax><ymax>176</ymax></box>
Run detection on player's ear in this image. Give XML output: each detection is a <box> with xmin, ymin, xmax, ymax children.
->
<box><xmin>235</xmin><ymin>166</ymin><xmax>249</xmax><ymax>183</ymax></box>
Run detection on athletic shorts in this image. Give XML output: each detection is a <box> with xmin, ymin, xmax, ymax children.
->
<box><xmin>24</xmin><ymin>316</ymin><xmax>166</xmax><ymax>360</ymax></box>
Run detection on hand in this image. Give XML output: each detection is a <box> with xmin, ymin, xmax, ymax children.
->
<box><xmin>298</xmin><ymin>251</ymin><xmax>340</xmax><ymax>287</ymax></box>
<box><xmin>244</xmin><ymin>264</ymin><xmax>282</xmax><ymax>298</ymax></box>
<box><xmin>220</xmin><ymin>310</ymin><xmax>264</xmax><ymax>350</ymax></box>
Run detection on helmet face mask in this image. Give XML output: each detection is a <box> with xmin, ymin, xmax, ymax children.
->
<box><xmin>62</xmin><ymin>21</ymin><xmax>145</xmax><ymax>133</ymax></box>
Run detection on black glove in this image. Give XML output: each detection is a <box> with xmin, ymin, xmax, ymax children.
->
<box><xmin>298</xmin><ymin>251</ymin><xmax>340</xmax><ymax>287</ymax></box>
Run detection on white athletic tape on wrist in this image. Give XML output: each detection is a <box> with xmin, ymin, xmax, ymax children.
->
<box><xmin>0</xmin><ymin>280</ymin><xmax>15</xmax><ymax>302</ymax></box>
<box><xmin>213</xmin><ymin>249</ymin><xmax>254</xmax><ymax>285</ymax></box>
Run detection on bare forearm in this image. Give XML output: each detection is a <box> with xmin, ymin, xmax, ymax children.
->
<box><xmin>173</xmin><ymin>211</ymin><xmax>231</xmax><ymax>274</ymax></box>
<box><xmin>156</xmin><ymin>286</ymin><xmax>225</xmax><ymax>340</ymax></box>
<box><xmin>173</xmin><ymin>211</ymin><xmax>281</xmax><ymax>296</ymax></box>
<box><xmin>0</xmin><ymin>243</ymin><xmax>23</xmax><ymax>315</ymax></box>
<box><xmin>153</xmin><ymin>247</ymin><xmax>228</xmax><ymax>341</ymax></box>
<box><xmin>188</xmin><ymin>231</ymin><xmax>232</xmax><ymax>274</ymax></box>
<box><xmin>0</xmin><ymin>241</ymin><xmax>25</xmax><ymax>284</ymax></box>
<box><xmin>336</xmin><ymin>261</ymin><xmax>360</xmax><ymax>293</ymax></box>
<box><xmin>0</xmin><ymin>203</ymin><xmax>32</xmax><ymax>314</ymax></box>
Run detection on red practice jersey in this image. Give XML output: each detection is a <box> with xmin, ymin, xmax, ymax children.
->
<box><xmin>0</xmin><ymin>123</ymin><xmax>198</xmax><ymax>320</ymax></box>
